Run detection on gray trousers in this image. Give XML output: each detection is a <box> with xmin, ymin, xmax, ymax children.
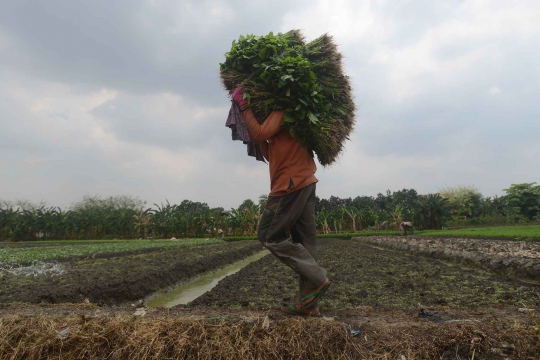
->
<box><xmin>258</xmin><ymin>183</ymin><xmax>327</xmax><ymax>303</ymax></box>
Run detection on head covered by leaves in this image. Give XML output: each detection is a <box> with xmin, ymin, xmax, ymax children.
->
<box><xmin>220</xmin><ymin>30</ymin><xmax>356</xmax><ymax>166</ymax></box>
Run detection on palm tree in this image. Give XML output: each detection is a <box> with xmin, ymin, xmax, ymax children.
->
<box><xmin>417</xmin><ymin>194</ymin><xmax>448</xmax><ymax>230</ymax></box>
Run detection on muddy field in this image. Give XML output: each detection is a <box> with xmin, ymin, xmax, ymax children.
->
<box><xmin>382</xmin><ymin>236</ymin><xmax>540</xmax><ymax>258</ymax></box>
<box><xmin>190</xmin><ymin>239</ymin><xmax>540</xmax><ymax>309</ymax></box>
<box><xmin>1</xmin><ymin>237</ymin><xmax>539</xmax><ymax>358</ymax></box>
<box><xmin>0</xmin><ymin>241</ymin><xmax>262</xmax><ymax>305</ymax></box>
<box><xmin>3</xmin><ymin>237</ymin><xmax>538</xmax><ymax>310</ymax></box>
<box><xmin>357</xmin><ymin>236</ymin><xmax>540</xmax><ymax>280</ymax></box>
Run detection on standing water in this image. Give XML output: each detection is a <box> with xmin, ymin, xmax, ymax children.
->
<box><xmin>147</xmin><ymin>250</ymin><xmax>269</xmax><ymax>308</ymax></box>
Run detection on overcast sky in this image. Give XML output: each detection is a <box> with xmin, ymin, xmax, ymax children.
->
<box><xmin>1</xmin><ymin>0</ymin><xmax>539</xmax><ymax>210</ymax></box>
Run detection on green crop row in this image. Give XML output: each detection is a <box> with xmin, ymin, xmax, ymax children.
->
<box><xmin>223</xmin><ymin>226</ymin><xmax>540</xmax><ymax>242</ymax></box>
<box><xmin>223</xmin><ymin>231</ymin><xmax>402</xmax><ymax>242</ymax></box>
<box><xmin>0</xmin><ymin>239</ymin><xmax>222</xmax><ymax>265</ymax></box>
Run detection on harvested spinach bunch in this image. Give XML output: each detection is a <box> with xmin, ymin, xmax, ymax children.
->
<box><xmin>220</xmin><ymin>30</ymin><xmax>355</xmax><ymax>166</ymax></box>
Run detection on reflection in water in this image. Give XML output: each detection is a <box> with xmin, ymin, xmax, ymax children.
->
<box><xmin>147</xmin><ymin>250</ymin><xmax>269</xmax><ymax>308</ymax></box>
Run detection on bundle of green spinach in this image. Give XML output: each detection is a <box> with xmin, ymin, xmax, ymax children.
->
<box><xmin>220</xmin><ymin>31</ymin><xmax>355</xmax><ymax>166</ymax></box>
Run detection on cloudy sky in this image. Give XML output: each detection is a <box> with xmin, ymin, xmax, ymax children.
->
<box><xmin>1</xmin><ymin>0</ymin><xmax>539</xmax><ymax>210</ymax></box>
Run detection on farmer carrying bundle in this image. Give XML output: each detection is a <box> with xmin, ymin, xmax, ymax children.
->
<box><xmin>221</xmin><ymin>30</ymin><xmax>355</xmax><ymax>316</ymax></box>
<box><xmin>221</xmin><ymin>30</ymin><xmax>355</xmax><ymax>166</ymax></box>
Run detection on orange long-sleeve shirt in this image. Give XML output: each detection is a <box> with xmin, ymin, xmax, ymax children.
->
<box><xmin>242</xmin><ymin>108</ymin><xmax>318</xmax><ymax>196</ymax></box>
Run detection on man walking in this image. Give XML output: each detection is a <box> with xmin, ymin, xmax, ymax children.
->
<box><xmin>232</xmin><ymin>88</ymin><xmax>331</xmax><ymax>316</ymax></box>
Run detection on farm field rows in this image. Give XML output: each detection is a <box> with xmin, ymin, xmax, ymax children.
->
<box><xmin>0</xmin><ymin>240</ymin><xmax>261</xmax><ymax>304</ymax></box>
<box><xmin>356</xmin><ymin>236</ymin><xmax>540</xmax><ymax>280</ymax></box>
<box><xmin>1</xmin><ymin>236</ymin><xmax>539</xmax><ymax>358</ymax></box>
<box><xmin>190</xmin><ymin>239</ymin><xmax>540</xmax><ymax>309</ymax></box>
<box><xmin>222</xmin><ymin>224</ymin><xmax>540</xmax><ymax>242</ymax></box>
<box><xmin>0</xmin><ymin>238</ymin><xmax>222</xmax><ymax>265</ymax></box>
<box><xmin>326</xmin><ymin>224</ymin><xmax>540</xmax><ymax>241</ymax></box>
<box><xmin>2</xmin><ymin>236</ymin><xmax>539</xmax><ymax>308</ymax></box>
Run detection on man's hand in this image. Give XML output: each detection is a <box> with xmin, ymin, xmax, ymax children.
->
<box><xmin>232</xmin><ymin>87</ymin><xmax>248</xmax><ymax>108</ymax></box>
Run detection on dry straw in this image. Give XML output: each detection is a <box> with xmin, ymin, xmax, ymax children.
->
<box><xmin>1</xmin><ymin>315</ymin><xmax>351</xmax><ymax>360</ymax></box>
<box><xmin>1</xmin><ymin>314</ymin><xmax>538</xmax><ymax>359</ymax></box>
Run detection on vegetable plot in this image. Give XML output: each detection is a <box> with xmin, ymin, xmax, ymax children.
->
<box><xmin>0</xmin><ymin>239</ymin><xmax>222</xmax><ymax>265</ymax></box>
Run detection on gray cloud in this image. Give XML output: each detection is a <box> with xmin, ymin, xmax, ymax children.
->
<box><xmin>0</xmin><ymin>0</ymin><xmax>308</xmax><ymax>105</ymax></box>
<box><xmin>1</xmin><ymin>0</ymin><xmax>539</xmax><ymax>209</ymax></box>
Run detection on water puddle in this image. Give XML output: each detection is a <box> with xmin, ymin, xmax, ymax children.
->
<box><xmin>147</xmin><ymin>250</ymin><xmax>269</xmax><ymax>308</ymax></box>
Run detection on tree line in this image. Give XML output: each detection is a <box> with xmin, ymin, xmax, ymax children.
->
<box><xmin>1</xmin><ymin>183</ymin><xmax>538</xmax><ymax>241</ymax></box>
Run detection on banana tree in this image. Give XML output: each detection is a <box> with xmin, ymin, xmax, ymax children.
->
<box><xmin>0</xmin><ymin>207</ymin><xmax>18</xmax><ymax>240</ymax></box>
<box><xmin>343</xmin><ymin>206</ymin><xmax>361</xmax><ymax>232</ymax></box>
<box><xmin>316</xmin><ymin>210</ymin><xmax>331</xmax><ymax>234</ymax></box>
<box><xmin>133</xmin><ymin>210</ymin><xmax>152</xmax><ymax>238</ymax></box>
<box><xmin>390</xmin><ymin>205</ymin><xmax>405</xmax><ymax>230</ymax></box>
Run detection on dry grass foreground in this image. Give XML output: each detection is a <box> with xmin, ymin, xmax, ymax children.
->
<box><xmin>1</xmin><ymin>306</ymin><xmax>539</xmax><ymax>359</ymax></box>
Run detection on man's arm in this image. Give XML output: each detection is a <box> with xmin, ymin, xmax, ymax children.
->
<box><xmin>242</xmin><ymin>108</ymin><xmax>284</xmax><ymax>143</ymax></box>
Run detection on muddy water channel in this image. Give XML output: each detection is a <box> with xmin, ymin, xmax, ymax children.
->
<box><xmin>147</xmin><ymin>250</ymin><xmax>269</xmax><ymax>308</ymax></box>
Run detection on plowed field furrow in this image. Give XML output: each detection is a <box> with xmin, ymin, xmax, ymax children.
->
<box><xmin>0</xmin><ymin>241</ymin><xmax>262</xmax><ymax>304</ymax></box>
<box><xmin>356</xmin><ymin>236</ymin><xmax>540</xmax><ymax>280</ymax></box>
<box><xmin>189</xmin><ymin>239</ymin><xmax>540</xmax><ymax>309</ymax></box>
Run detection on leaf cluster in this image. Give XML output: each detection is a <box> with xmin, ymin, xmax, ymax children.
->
<box><xmin>220</xmin><ymin>32</ymin><xmax>289</xmax><ymax>72</ymax></box>
<box><xmin>220</xmin><ymin>31</ymin><xmax>342</xmax><ymax>155</ymax></box>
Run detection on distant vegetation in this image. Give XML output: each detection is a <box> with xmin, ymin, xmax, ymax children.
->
<box><xmin>0</xmin><ymin>239</ymin><xmax>221</xmax><ymax>265</ymax></box>
<box><xmin>0</xmin><ymin>183</ymin><xmax>538</xmax><ymax>241</ymax></box>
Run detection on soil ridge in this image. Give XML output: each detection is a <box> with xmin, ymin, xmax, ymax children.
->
<box><xmin>355</xmin><ymin>236</ymin><xmax>540</xmax><ymax>280</ymax></box>
<box><xmin>0</xmin><ymin>242</ymin><xmax>262</xmax><ymax>305</ymax></box>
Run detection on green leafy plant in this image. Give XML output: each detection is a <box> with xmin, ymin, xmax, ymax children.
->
<box><xmin>220</xmin><ymin>30</ymin><xmax>355</xmax><ymax>166</ymax></box>
<box><xmin>0</xmin><ymin>239</ymin><xmax>222</xmax><ymax>266</ymax></box>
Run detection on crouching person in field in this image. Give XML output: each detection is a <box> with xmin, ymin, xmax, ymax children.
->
<box><xmin>233</xmin><ymin>87</ymin><xmax>331</xmax><ymax>317</ymax></box>
<box><xmin>400</xmin><ymin>221</ymin><xmax>414</xmax><ymax>236</ymax></box>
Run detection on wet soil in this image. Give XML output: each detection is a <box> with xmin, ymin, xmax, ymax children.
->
<box><xmin>365</xmin><ymin>236</ymin><xmax>540</xmax><ymax>259</ymax></box>
<box><xmin>147</xmin><ymin>250</ymin><xmax>269</xmax><ymax>307</ymax></box>
<box><xmin>358</xmin><ymin>236</ymin><xmax>540</xmax><ymax>280</ymax></box>
<box><xmin>189</xmin><ymin>239</ymin><xmax>540</xmax><ymax>309</ymax></box>
<box><xmin>0</xmin><ymin>241</ymin><xmax>262</xmax><ymax>305</ymax></box>
<box><xmin>2</xmin><ymin>238</ymin><xmax>539</xmax><ymax>358</ymax></box>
